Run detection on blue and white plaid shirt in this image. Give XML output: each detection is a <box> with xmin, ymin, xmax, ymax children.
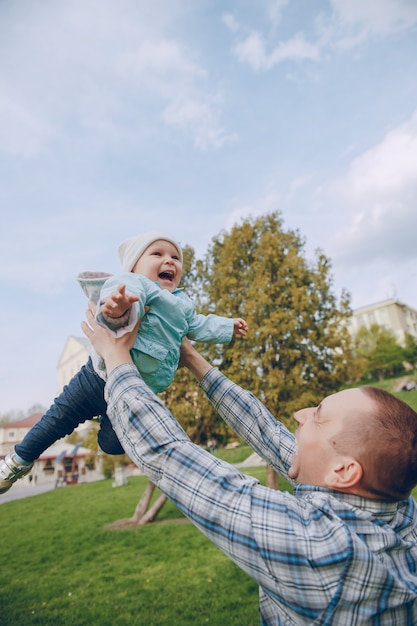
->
<box><xmin>106</xmin><ymin>364</ymin><xmax>417</xmax><ymax>625</ymax></box>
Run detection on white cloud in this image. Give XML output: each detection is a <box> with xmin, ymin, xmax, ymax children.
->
<box><xmin>163</xmin><ymin>95</ymin><xmax>238</xmax><ymax>149</ymax></box>
<box><xmin>223</xmin><ymin>0</ymin><xmax>289</xmax><ymax>35</ymax></box>
<box><xmin>222</xmin><ymin>13</ymin><xmax>241</xmax><ymax>33</ymax></box>
<box><xmin>0</xmin><ymin>0</ymin><xmax>233</xmax><ymax>155</ymax></box>
<box><xmin>328</xmin><ymin>110</ymin><xmax>417</xmax><ymax>265</ymax></box>
<box><xmin>345</xmin><ymin>115</ymin><xmax>417</xmax><ymax>200</ymax></box>
<box><xmin>330</xmin><ymin>0</ymin><xmax>417</xmax><ymax>36</ymax></box>
<box><xmin>233</xmin><ymin>31</ymin><xmax>319</xmax><ymax>71</ymax></box>
<box><xmin>117</xmin><ymin>40</ymin><xmax>205</xmax><ymax>89</ymax></box>
<box><xmin>227</xmin><ymin>0</ymin><xmax>417</xmax><ymax>73</ymax></box>
<box><xmin>0</xmin><ymin>94</ymin><xmax>56</xmax><ymax>157</ymax></box>
<box><xmin>265</xmin><ymin>0</ymin><xmax>289</xmax><ymax>29</ymax></box>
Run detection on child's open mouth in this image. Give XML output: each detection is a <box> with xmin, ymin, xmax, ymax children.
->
<box><xmin>159</xmin><ymin>271</ymin><xmax>174</xmax><ymax>282</ymax></box>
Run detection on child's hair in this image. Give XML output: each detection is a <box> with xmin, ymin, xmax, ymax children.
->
<box><xmin>118</xmin><ymin>231</ymin><xmax>183</xmax><ymax>272</ymax></box>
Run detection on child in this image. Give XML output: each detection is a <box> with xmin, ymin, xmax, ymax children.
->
<box><xmin>0</xmin><ymin>231</ymin><xmax>248</xmax><ymax>493</ymax></box>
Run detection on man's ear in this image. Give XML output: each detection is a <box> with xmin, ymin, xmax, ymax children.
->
<box><xmin>324</xmin><ymin>457</ymin><xmax>363</xmax><ymax>490</ymax></box>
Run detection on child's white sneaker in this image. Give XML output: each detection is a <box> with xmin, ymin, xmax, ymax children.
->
<box><xmin>0</xmin><ymin>452</ymin><xmax>34</xmax><ymax>494</ymax></box>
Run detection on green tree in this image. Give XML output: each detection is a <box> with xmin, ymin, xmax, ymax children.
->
<box><xmin>354</xmin><ymin>323</ymin><xmax>405</xmax><ymax>381</ymax></box>
<box><xmin>25</xmin><ymin>403</ymin><xmax>47</xmax><ymax>416</ymax></box>
<box><xmin>403</xmin><ymin>333</ymin><xmax>417</xmax><ymax>370</ymax></box>
<box><xmin>0</xmin><ymin>404</ymin><xmax>47</xmax><ymax>426</ymax></box>
<box><xmin>65</xmin><ymin>419</ymin><xmax>131</xmax><ymax>479</ymax></box>
<box><xmin>195</xmin><ymin>212</ymin><xmax>358</xmax><ymax>431</ymax></box>
<box><xmin>110</xmin><ymin>214</ymin><xmax>360</xmax><ymax>522</ymax></box>
<box><xmin>0</xmin><ymin>410</ymin><xmax>24</xmax><ymax>425</ymax></box>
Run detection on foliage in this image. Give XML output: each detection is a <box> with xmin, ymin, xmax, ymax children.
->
<box><xmin>191</xmin><ymin>212</ymin><xmax>358</xmax><ymax>432</ymax></box>
<box><xmin>65</xmin><ymin>430</ymin><xmax>84</xmax><ymax>446</ymax></box>
<box><xmin>26</xmin><ymin>402</ymin><xmax>47</xmax><ymax>416</ymax></box>
<box><xmin>159</xmin><ymin>366</ymin><xmax>214</xmax><ymax>443</ymax></box>
<box><xmin>354</xmin><ymin>323</ymin><xmax>406</xmax><ymax>381</ymax></box>
<box><xmin>0</xmin><ymin>413</ymin><xmax>15</xmax><ymax>426</ymax></box>
<box><xmin>0</xmin><ymin>403</ymin><xmax>46</xmax><ymax>425</ymax></box>
<box><xmin>368</xmin><ymin>371</ymin><xmax>417</xmax><ymax>411</ymax></box>
<box><xmin>403</xmin><ymin>333</ymin><xmax>417</xmax><ymax>370</ymax></box>
<box><xmin>67</xmin><ymin>419</ymin><xmax>130</xmax><ymax>479</ymax></box>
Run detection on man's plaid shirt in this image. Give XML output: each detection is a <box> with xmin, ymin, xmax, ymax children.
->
<box><xmin>106</xmin><ymin>364</ymin><xmax>417</xmax><ymax>625</ymax></box>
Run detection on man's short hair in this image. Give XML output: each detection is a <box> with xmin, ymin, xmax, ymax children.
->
<box><xmin>359</xmin><ymin>386</ymin><xmax>417</xmax><ymax>500</ymax></box>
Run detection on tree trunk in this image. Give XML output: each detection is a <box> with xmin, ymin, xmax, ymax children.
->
<box><xmin>106</xmin><ymin>480</ymin><xmax>168</xmax><ymax>530</ymax></box>
<box><xmin>131</xmin><ymin>481</ymin><xmax>156</xmax><ymax>522</ymax></box>
<box><xmin>137</xmin><ymin>494</ymin><xmax>168</xmax><ymax>525</ymax></box>
<box><xmin>266</xmin><ymin>465</ymin><xmax>279</xmax><ymax>490</ymax></box>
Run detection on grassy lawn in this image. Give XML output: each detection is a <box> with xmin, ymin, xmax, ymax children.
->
<box><xmin>2</xmin><ymin>465</ymin><xmax>409</xmax><ymax>626</ymax></box>
<box><xmin>2</xmin><ymin>383</ymin><xmax>416</xmax><ymax>626</ymax></box>
<box><xmin>0</xmin><ymin>461</ymin><xmax>271</xmax><ymax>626</ymax></box>
<box><xmin>372</xmin><ymin>376</ymin><xmax>417</xmax><ymax>412</ymax></box>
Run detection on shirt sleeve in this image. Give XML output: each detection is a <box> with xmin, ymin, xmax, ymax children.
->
<box><xmin>104</xmin><ymin>364</ymin><xmax>350</xmax><ymax>623</ymax></box>
<box><xmin>104</xmin><ymin>365</ymin><xmax>291</xmax><ymax>582</ymax></box>
<box><xmin>104</xmin><ymin>363</ymin><xmax>264</xmax><ymax>559</ymax></box>
<box><xmin>186</xmin><ymin>305</ymin><xmax>234</xmax><ymax>344</ymax></box>
<box><xmin>200</xmin><ymin>368</ymin><xmax>296</xmax><ymax>480</ymax></box>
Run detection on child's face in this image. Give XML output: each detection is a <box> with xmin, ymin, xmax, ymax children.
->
<box><xmin>132</xmin><ymin>240</ymin><xmax>182</xmax><ymax>292</ymax></box>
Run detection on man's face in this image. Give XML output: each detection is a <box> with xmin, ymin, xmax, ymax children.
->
<box><xmin>288</xmin><ymin>388</ymin><xmax>373</xmax><ymax>486</ymax></box>
<box><xmin>132</xmin><ymin>240</ymin><xmax>182</xmax><ymax>292</ymax></box>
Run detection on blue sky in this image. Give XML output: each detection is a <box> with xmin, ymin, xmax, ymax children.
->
<box><xmin>1</xmin><ymin>0</ymin><xmax>417</xmax><ymax>413</ymax></box>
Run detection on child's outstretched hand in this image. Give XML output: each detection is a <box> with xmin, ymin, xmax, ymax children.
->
<box><xmin>233</xmin><ymin>318</ymin><xmax>248</xmax><ymax>337</ymax></box>
<box><xmin>101</xmin><ymin>284</ymin><xmax>139</xmax><ymax>318</ymax></box>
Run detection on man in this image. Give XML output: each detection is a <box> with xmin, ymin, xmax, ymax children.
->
<box><xmin>82</xmin><ymin>304</ymin><xmax>417</xmax><ymax>625</ymax></box>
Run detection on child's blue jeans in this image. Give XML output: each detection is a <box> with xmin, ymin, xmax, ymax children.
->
<box><xmin>15</xmin><ymin>358</ymin><xmax>124</xmax><ymax>463</ymax></box>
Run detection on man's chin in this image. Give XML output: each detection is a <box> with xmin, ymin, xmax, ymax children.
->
<box><xmin>288</xmin><ymin>454</ymin><xmax>299</xmax><ymax>480</ymax></box>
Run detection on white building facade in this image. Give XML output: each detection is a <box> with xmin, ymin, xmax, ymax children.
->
<box><xmin>348</xmin><ymin>298</ymin><xmax>417</xmax><ymax>346</ymax></box>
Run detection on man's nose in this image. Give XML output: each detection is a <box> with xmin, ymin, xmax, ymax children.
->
<box><xmin>294</xmin><ymin>410</ymin><xmax>303</xmax><ymax>425</ymax></box>
<box><xmin>294</xmin><ymin>408</ymin><xmax>308</xmax><ymax>425</ymax></box>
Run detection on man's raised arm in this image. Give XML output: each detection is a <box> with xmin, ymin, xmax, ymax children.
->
<box><xmin>179</xmin><ymin>337</ymin><xmax>213</xmax><ymax>381</ymax></box>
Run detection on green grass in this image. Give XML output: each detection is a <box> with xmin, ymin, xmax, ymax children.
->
<box><xmin>367</xmin><ymin>373</ymin><xmax>417</xmax><ymax>412</ymax></box>
<box><xmin>2</xmin><ymin>382</ymin><xmax>416</xmax><ymax>626</ymax></box>
<box><xmin>1</xmin><ymin>468</ymin><xmax>410</xmax><ymax>626</ymax></box>
<box><xmin>212</xmin><ymin>444</ymin><xmax>253</xmax><ymax>464</ymax></box>
<box><xmin>0</xmin><ymin>460</ymin><xmax>274</xmax><ymax>626</ymax></box>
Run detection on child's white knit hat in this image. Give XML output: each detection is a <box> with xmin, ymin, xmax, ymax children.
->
<box><xmin>118</xmin><ymin>231</ymin><xmax>183</xmax><ymax>272</ymax></box>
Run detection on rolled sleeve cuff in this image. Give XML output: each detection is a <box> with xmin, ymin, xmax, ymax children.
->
<box><xmin>199</xmin><ymin>367</ymin><xmax>231</xmax><ymax>398</ymax></box>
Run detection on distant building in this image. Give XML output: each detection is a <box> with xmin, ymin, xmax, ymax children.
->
<box><xmin>0</xmin><ymin>412</ymin><xmax>42</xmax><ymax>458</ymax></box>
<box><xmin>0</xmin><ymin>413</ymin><xmax>101</xmax><ymax>488</ymax></box>
<box><xmin>0</xmin><ymin>337</ymin><xmax>101</xmax><ymax>489</ymax></box>
<box><xmin>348</xmin><ymin>298</ymin><xmax>417</xmax><ymax>346</ymax></box>
<box><xmin>57</xmin><ymin>335</ymin><xmax>90</xmax><ymax>392</ymax></box>
<box><xmin>56</xmin><ymin>336</ymin><xmax>92</xmax><ymax>437</ymax></box>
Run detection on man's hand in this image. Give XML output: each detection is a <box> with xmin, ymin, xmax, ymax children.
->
<box><xmin>101</xmin><ymin>284</ymin><xmax>139</xmax><ymax>318</ymax></box>
<box><xmin>233</xmin><ymin>318</ymin><xmax>248</xmax><ymax>337</ymax></box>
<box><xmin>81</xmin><ymin>302</ymin><xmax>139</xmax><ymax>373</ymax></box>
